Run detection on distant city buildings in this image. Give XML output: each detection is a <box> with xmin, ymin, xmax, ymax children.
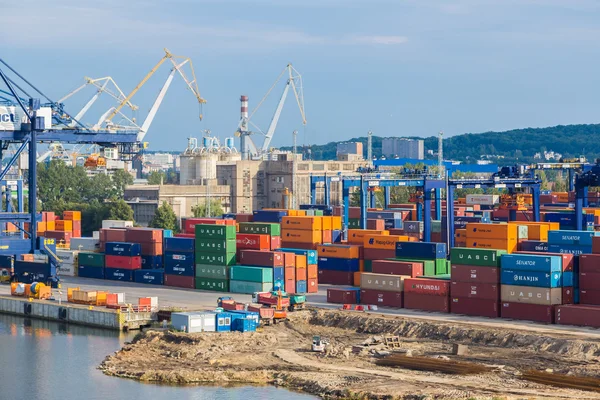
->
<box><xmin>533</xmin><ymin>151</ymin><xmax>562</xmax><ymax>161</ymax></box>
<box><xmin>336</xmin><ymin>142</ymin><xmax>364</xmax><ymax>161</ymax></box>
<box><xmin>142</xmin><ymin>153</ymin><xmax>179</xmax><ymax>174</ymax></box>
<box><xmin>381</xmin><ymin>138</ymin><xmax>424</xmax><ymax>159</ymax></box>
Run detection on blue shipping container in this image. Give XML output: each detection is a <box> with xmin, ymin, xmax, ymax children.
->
<box><xmin>501</xmin><ymin>269</ymin><xmax>562</xmax><ymax>288</ymax></box>
<box><xmin>164</xmin><ymin>237</ymin><xmax>195</xmax><ymax>253</ymax></box>
<box><xmin>563</xmin><ymin>271</ymin><xmax>574</xmax><ymax>287</ymax></box>
<box><xmin>332</xmin><ymin>230</ymin><xmax>342</xmax><ymax>243</ymax></box>
<box><xmin>296</xmin><ymin>280</ymin><xmax>307</xmax><ymax>293</ymax></box>
<box><xmin>229</xmin><ymin>310</ymin><xmax>260</xmax><ymax>324</ymax></box>
<box><xmin>163</xmin><ymin>229</ymin><xmax>174</xmax><ymax>238</ymax></box>
<box><xmin>105</xmin><ymin>242</ymin><xmax>141</xmax><ymax>257</ymax></box>
<box><xmin>276</xmin><ymin>248</ymin><xmax>318</xmax><ymax>265</ymax></box>
<box><xmin>299</xmin><ymin>204</ymin><xmax>329</xmax><ymax>211</ymax></box>
<box><xmin>0</xmin><ymin>238</ymin><xmax>31</xmax><ymax>255</ymax></box>
<box><xmin>134</xmin><ymin>269</ymin><xmax>165</xmax><ymax>285</ymax></box>
<box><xmin>366</xmin><ymin>211</ymin><xmax>402</xmax><ymax>220</ymax></box>
<box><xmin>396</xmin><ymin>242</ymin><xmax>446</xmax><ymax>260</ymax></box>
<box><xmin>215</xmin><ymin>312</ymin><xmax>232</xmax><ymax>332</ymax></box>
<box><xmin>318</xmin><ymin>257</ymin><xmax>360</xmax><ymax>272</ymax></box>
<box><xmin>518</xmin><ymin>240</ymin><xmax>549</xmax><ymax>252</ymax></box>
<box><xmin>384</xmin><ymin>219</ymin><xmax>403</xmax><ymax>229</ymax></box>
<box><xmin>272</xmin><ymin>266</ymin><xmax>284</xmax><ymax>283</ymax></box>
<box><xmin>77</xmin><ymin>265</ymin><xmax>104</xmax><ymax>279</ymax></box>
<box><xmin>547</xmin><ymin>244</ymin><xmax>591</xmax><ymax>256</ymax></box>
<box><xmin>164</xmin><ymin>262</ymin><xmax>195</xmax><ymax>277</ymax></box>
<box><xmin>252</xmin><ymin>210</ymin><xmax>287</xmax><ymax>223</ymax></box>
<box><xmin>141</xmin><ymin>255</ymin><xmax>163</xmax><ymax>269</ymax></box>
<box><xmin>164</xmin><ymin>252</ymin><xmax>195</xmax><ymax>268</ymax></box>
<box><xmin>0</xmin><ymin>255</ymin><xmax>12</xmax><ymax>268</ymax></box>
<box><xmin>231</xmin><ymin>318</ymin><xmax>257</xmax><ymax>332</ymax></box>
<box><xmin>104</xmin><ymin>268</ymin><xmax>134</xmax><ymax>282</ymax></box>
<box><xmin>500</xmin><ymin>254</ymin><xmax>562</xmax><ymax>272</ymax></box>
<box><xmin>547</xmin><ymin>230</ymin><xmax>600</xmax><ymax>246</ymax></box>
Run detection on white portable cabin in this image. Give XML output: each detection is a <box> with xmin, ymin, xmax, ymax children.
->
<box><xmin>171</xmin><ymin>312</ymin><xmax>216</xmax><ymax>333</ymax></box>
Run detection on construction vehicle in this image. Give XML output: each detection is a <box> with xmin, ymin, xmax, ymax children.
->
<box><xmin>253</xmin><ymin>291</ymin><xmax>307</xmax><ymax>312</ymax></box>
<box><xmin>272</xmin><ymin>289</ymin><xmax>288</xmax><ymax>323</ymax></box>
<box><xmin>312</xmin><ymin>335</ymin><xmax>329</xmax><ymax>352</ymax></box>
<box><xmin>0</xmin><ymin>269</ymin><xmax>10</xmax><ymax>283</ymax></box>
<box><xmin>288</xmin><ymin>294</ymin><xmax>306</xmax><ymax>311</ymax></box>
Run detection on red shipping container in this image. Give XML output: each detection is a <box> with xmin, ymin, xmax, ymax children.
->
<box><xmin>270</xmin><ymin>236</ymin><xmax>281</xmax><ymax>250</ymax></box>
<box><xmin>579</xmin><ymin>289</ymin><xmax>600</xmax><ymax>305</ymax></box>
<box><xmin>363</xmin><ymin>248</ymin><xmax>396</xmax><ymax>260</ymax></box>
<box><xmin>284</xmin><ymin>266</ymin><xmax>295</xmax><ymax>281</ymax></box>
<box><xmin>235</xmin><ymin>214</ymin><xmax>254</xmax><ymax>223</ymax></box>
<box><xmin>72</xmin><ymin>230</ymin><xmax>82</xmax><ymax>238</ymax></box>
<box><xmin>318</xmin><ymin>269</ymin><xmax>353</xmax><ymax>285</ymax></box>
<box><xmin>284</xmin><ymin>252</ymin><xmax>296</xmax><ymax>267</ymax></box>
<box><xmin>175</xmin><ymin>233</ymin><xmax>195</xmax><ymax>238</ymax></box>
<box><xmin>140</xmin><ymin>242</ymin><xmax>163</xmax><ymax>256</ymax></box>
<box><xmin>579</xmin><ymin>254</ymin><xmax>600</xmax><ymax>273</ymax></box>
<box><xmin>404</xmin><ymin>278</ymin><xmax>450</xmax><ymax>296</ymax></box>
<box><xmin>371</xmin><ymin>260</ymin><xmax>423</xmax><ymax>278</ymax></box>
<box><xmin>593</xmin><ymin>237</ymin><xmax>600</xmax><ymax>254</ymax></box>
<box><xmin>388</xmin><ymin>228</ymin><xmax>405</xmax><ymax>236</ymax></box>
<box><xmin>451</xmin><ymin>297</ymin><xmax>499</xmax><ymax>318</ymax></box>
<box><xmin>184</xmin><ymin>218</ymin><xmax>225</xmax><ymax>233</ymax></box>
<box><xmin>450</xmin><ymin>265</ymin><xmax>500</xmax><ymax>284</ymax></box>
<box><xmin>307</xmin><ymin>264</ymin><xmax>318</xmax><ymax>279</ymax></box>
<box><xmin>280</xmin><ymin>240</ymin><xmax>318</xmax><ymax>250</ymax></box>
<box><xmin>556</xmin><ymin>304</ymin><xmax>600</xmax><ymax>328</ymax></box>
<box><xmin>296</xmin><ymin>267</ymin><xmax>307</xmax><ymax>281</ymax></box>
<box><xmin>44</xmin><ymin>230</ymin><xmax>72</xmax><ymax>242</ymax></box>
<box><xmin>562</xmin><ymin>287</ymin><xmax>574</xmax><ymax>305</ymax></box>
<box><xmin>285</xmin><ymin>279</ymin><xmax>295</xmax><ymax>294</ymax></box>
<box><xmin>360</xmin><ymin>289</ymin><xmax>403</xmax><ymax>308</ymax></box>
<box><xmin>366</xmin><ymin>219</ymin><xmax>385</xmax><ymax>230</ymax></box>
<box><xmin>238</xmin><ymin>250</ymin><xmax>284</xmax><ymax>267</ymax></box>
<box><xmin>237</xmin><ymin>233</ymin><xmax>271</xmax><ymax>250</ymax></box>
<box><xmin>579</xmin><ymin>272</ymin><xmax>600</xmax><ymax>291</ymax></box>
<box><xmin>307</xmin><ymin>278</ymin><xmax>318</xmax><ymax>293</ymax></box>
<box><xmin>102</xmin><ymin>228</ymin><xmax>127</xmax><ymax>243</ymax></box>
<box><xmin>327</xmin><ymin>288</ymin><xmax>359</xmax><ymax>304</ymax></box>
<box><xmin>517</xmin><ymin>251</ymin><xmax>574</xmax><ymax>272</ymax></box>
<box><xmin>105</xmin><ymin>255</ymin><xmax>142</xmax><ymax>270</ymax></box>
<box><xmin>42</xmin><ymin>211</ymin><xmax>55</xmax><ymax>222</ymax></box>
<box><xmin>501</xmin><ymin>302</ymin><xmax>555</xmax><ymax>324</ymax></box>
<box><xmin>125</xmin><ymin>228</ymin><xmax>162</xmax><ymax>243</ymax></box>
<box><xmin>404</xmin><ymin>292</ymin><xmax>450</xmax><ymax>313</ymax></box>
<box><xmin>321</xmin><ymin>230</ymin><xmax>332</xmax><ymax>244</ymax></box>
<box><xmin>164</xmin><ymin>274</ymin><xmax>195</xmax><ymax>289</ymax></box>
<box><xmin>72</xmin><ymin>220</ymin><xmax>82</xmax><ymax>231</ymax></box>
<box><xmin>450</xmin><ymin>282</ymin><xmax>500</xmax><ymax>301</ymax></box>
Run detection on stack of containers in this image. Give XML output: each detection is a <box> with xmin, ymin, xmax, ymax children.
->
<box><xmin>56</xmin><ymin>249</ymin><xmax>78</xmax><ymax>277</ymax></box>
<box><xmin>577</xmin><ymin>237</ymin><xmax>600</xmax><ymax>306</ymax></box>
<box><xmin>280</xmin><ymin>216</ymin><xmax>323</xmax><ymax>250</ymax></box>
<box><xmin>77</xmin><ymin>252</ymin><xmax>105</xmax><ymax>279</ymax></box>
<box><xmin>45</xmin><ymin>215</ymin><xmax>73</xmax><ymax>246</ymax></box>
<box><xmin>317</xmin><ymin>244</ymin><xmax>360</xmax><ymax>286</ymax></box>
<box><xmin>253</xmin><ymin>210</ymin><xmax>287</xmax><ymax>224</ymax></box>
<box><xmin>126</xmin><ymin>227</ymin><xmax>163</xmax><ymax>262</ymax></box>
<box><xmin>99</xmin><ymin>228</ymin><xmax>127</xmax><ymax>252</ymax></box>
<box><xmin>359</xmin><ymin>272</ymin><xmax>408</xmax><ymax>308</ymax></box>
<box><xmin>450</xmin><ymin>248</ymin><xmax>505</xmax><ymax>318</ymax></box>
<box><xmin>348</xmin><ymin>228</ymin><xmax>387</xmax><ymax>272</ymax></box>
<box><xmin>194</xmin><ymin>224</ymin><xmax>236</xmax><ymax>292</ymax></box>
<box><xmin>277</xmin><ymin>248</ymin><xmax>318</xmax><ymax>293</ymax></box>
<box><xmin>229</xmin><ymin>265</ymin><xmax>273</xmax><ymax>294</ymax></box>
<box><xmin>465</xmin><ymin>223</ymin><xmax>518</xmax><ymax>254</ymax></box>
<box><xmin>499</xmin><ymin>253</ymin><xmax>566</xmax><ymax>323</ymax></box>
<box><xmin>238</xmin><ymin>249</ymin><xmax>288</xmax><ymax>292</ymax></box>
<box><xmin>403</xmin><ymin>276</ymin><xmax>451</xmax><ymax>312</ymax></box>
<box><xmin>239</xmin><ymin>222</ymin><xmax>281</xmax><ymax>251</ymax></box>
<box><xmin>395</xmin><ymin>242</ymin><xmax>449</xmax><ymax>276</ymax></box>
<box><xmin>64</xmin><ymin>211</ymin><xmax>82</xmax><ymax>238</ymax></box>
<box><xmin>163</xmin><ymin>236</ymin><xmax>195</xmax><ymax>286</ymax></box>
<box><xmin>104</xmin><ymin>242</ymin><xmax>142</xmax><ymax>281</ymax></box>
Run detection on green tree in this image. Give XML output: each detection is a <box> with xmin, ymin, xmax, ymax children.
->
<box><xmin>111</xmin><ymin>169</ymin><xmax>134</xmax><ymax>198</ymax></box>
<box><xmin>192</xmin><ymin>199</ymin><xmax>224</xmax><ymax>217</ymax></box>
<box><xmin>149</xmin><ymin>201</ymin><xmax>178</xmax><ymax>231</ymax></box>
<box><xmin>147</xmin><ymin>171</ymin><xmax>166</xmax><ymax>185</ymax></box>
<box><xmin>107</xmin><ymin>199</ymin><xmax>134</xmax><ymax>221</ymax></box>
<box><xmin>554</xmin><ymin>178</ymin><xmax>567</xmax><ymax>192</ymax></box>
<box><xmin>38</xmin><ymin>161</ymin><xmax>89</xmax><ymax>205</ymax></box>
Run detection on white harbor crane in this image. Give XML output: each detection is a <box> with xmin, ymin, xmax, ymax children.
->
<box><xmin>236</xmin><ymin>63</ymin><xmax>306</xmax><ymax>159</ymax></box>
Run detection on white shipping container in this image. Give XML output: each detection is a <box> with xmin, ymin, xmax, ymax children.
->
<box><xmin>466</xmin><ymin>194</ymin><xmax>499</xmax><ymax>206</ymax></box>
<box><xmin>93</xmin><ymin>231</ymin><xmax>100</xmax><ymax>240</ymax></box>
<box><xmin>70</xmin><ymin>237</ymin><xmax>100</xmax><ymax>251</ymax></box>
<box><xmin>33</xmin><ymin>254</ymin><xmax>48</xmax><ymax>262</ymax></box>
<box><xmin>57</xmin><ymin>250</ymin><xmax>79</xmax><ymax>264</ymax></box>
<box><xmin>171</xmin><ymin>312</ymin><xmax>216</xmax><ymax>333</ymax></box>
<box><xmin>102</xmin><ymin>220</ymin><xmax>134</xmax><ymax>229</ymax></box>
<box><xmin>58</xmin><ymin>262</ymin><xmax>77</xmax><ymax>277</ymax></box>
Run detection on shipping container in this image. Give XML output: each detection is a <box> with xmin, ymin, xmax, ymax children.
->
<box><xmin>404</xmin><ymin>292</ymin><xmax>450</xmax><ymax>313</ymax></box>
<box><xmin>579</xmin><ymin>254</ymin><xmax>600</xmax><ymax>273</ymax></box>
<box><xmin>104</xmin><ymin>268</ymin><xmax>134</xmax><ymax>282</ymax></box>
<box><xmin>318</xmin><ymin>269</ymin><xmax>354</xmax><ymax>285</ymax></box>
<box><xmin>195</xmin><ymin>264</ymin><xmax>229</xmax><ymax>279</ymax></box>
<box><xmin>360</xmin><ymin>272</ymin><xmax>408</xmax><ymax>292</ymax></box>
<box><xmin>360</xmin><ymin>289</ymin><xmax>403</xmax><ymax>308</ymax></box>
<box><xmin>140</xmin><ymin>242</ymin><xmax>163</xmax><ymax>256</ymax></box>
<box><xmin>548</xmin><ymin>230</ymin><xmax>600</xmax><ymax>246</ymax></box>
<box><xmin>465</xmin><ymin>223</ymin><xmax>517</xmax><ymax>239</ymax></box>
<box><xmin>238</xmin><ymin>250</ymin><xmax>284</xmax><ymax>267</ymax></box>
<box><xmin>371</xmin><ymin>260</ymin><xmax>423</xmax><ymax>278</ymax></box>
<box><xmin>500</xmin><ymin>302</ymin><xmax>555</xmax><ymax>323</ymax></box>
<box><xmin>281</xmin><ymin>229</ymin><xmax>322</xmax><ymax>243</ymax></box>
<box><xmin>556</xmin><ymin>304</ymin><xmax>600</xmax><ymax>327</ymax></box>
<box><xmin>236</xmin><ymin>233</ymin><xmax>271</xmax><ymax>250</ymax></box>
<box><xmin>231</xmin><ymin>317</ymin><xmax>258</xmax><ymax>332</ymax></box>
<box><xmin>579</xmin><ymin>272</ymin><xmax>600</xmax><ymax>290</ymax></box>
<box><xmin>500</xmin><ymin>285</ymin><xmax>562</xmax><ymax>305</ymax></box>
<box><xmin>404</xmin><ymin>278</ymin><xmax>450</xmax><ymax>296</ymax></box>
<box><xmin>466</xmin><ymin>238</ymin><xmax>517</xmax><ymax>253</ymax></box>
<box><xmin>195</xmin><ymin>277</ymin><xmax>229</xmax><ymax>292</ymax></box>
<box><xmin>500</xmin><ymin>269</ymin><xmax>562</xmax><ymax>288</ymax></box>
<box><xmin>134</xmin><ymin>269</ymin><xmax>164</xmax><ymax>285</ymax></box>
<box><xmin>307</xmin><ymin>277</ymin><xmax>318</xmax><ymax>293</ymax></box>
<box><xmin>363</xmin><ymin>234</ymin><xmax>408</xmax><ymax>250</ymax></box>
<box><xmin>515</xmin><ymin>252</ymin><xmax>573</xmax><ymax>272</ymax></box>
<box><xmin>295</xmin><ymin>280</ymin><xmax>307</xmax><ymax>293</ymax></box>
<box><xmin>562</xmin><ymin>287</ymin><xmax>574</xmax><ymax>304</ymax></box>
<box><xmin>229</xmin><ymin>280</ymin><xmax>273</xmax><ymax>294</ymax></box>
<box><xmin>363</xmin><ymin>248</ymin><xmax>397</xmax><ymax>260</ymax></box>
<box><xmin>500</xmin><ymin>254</ymin><xmax>562</xmax><ymax>272</ymax></box>
<box><xmin>318</xmin><ymin>257</ymin><xmax>360</xmax><ymax>272</ymax></box>
<box><xmin>172</xmin><ymin>312</ymin><xmax>216</xmax><ymax>333</ymax></box>
<box><xmin>327</xmin><ymin>287</ymin><xmax>360</xmax><ymax>304</ymax></box>
<box><xmin>195</xmin><ymin>224</ymin><xmax>236</xmax><ymax>239</ymax></box>
<box><xmin>396</xmin><ymin>242</ymin><xmax>446</xmax><ymax>260</ymax></box>
<box><xmin>141</xmin><ymin>255</ymin><xmax>163</xmax><ymax>269</ymax></box>
<box><xmin>295</xmin><ymin>254</ymin><xmax>307</xmax><ymax>269</ymax></box>
<box><xmin>195</xmin><ymin>238</ymin><xmax>236</xmax><ymax>254</ymax></box>
<box><xmin>125</xmin><ymin>227</ymin><xmax>163</xmax><ymax>243</ymax></box>
<box><xmin>518</xmin><ymin>240</ymin><xmax>549</xmax><ymax>253</ymax></box>
<box><xmin>450</xmin><ymin>281</ymin><xmax>499</xmax><ymax>301</ymax></box>
<box><xmin>105</xmin><ymin>255</ymin><xmax>142</xmax><ymax>270</ymax></box>
<box><xmin>547</xmin><ymin>244</ymin><xmax>590</xmax><ymax>256</ymax></box>
<box><xmin>366</xmin><ymin>219</ymin><xmax>385</xmax><ymax>231</ymax></box>
<box><xmin>229</xmin><ymin>265</ymin><xmax>273</xmax><ymax>283</ymax></box>
<box><xmin>105</xmin><ymin>242</ymin><xmax>141</xmax><ymax>257</ymax></box>
<box><xmin>317</xmin><ymin>244</ymin><xmax>360</xmax><ymax>259</ymax></box>
<box><xmin>347</xmin><ymin>229</ymin><xmax>389</xmax><ymax>244</ymax></box>
<box><xmin>451</xmin><ymin>297</ymin><xmax>499</xmax><ymax>318</ymax></box>
<box><xmin>275</xmin><ymin>248</ymin><xmax>318</xmax><ymax>264</ymax></box>
<box><xmin>253</xmin><ymin>210</ymin><xmax>287</xmax><ymax>223</ymax></box>
<box><xmin>281</xmin><ymin>216</ymin><xmax>322</xmax><ymax>230</ymax></box>
<box><xmin>238</xmin><ymin>222</ymin><xmax>281</xmax><ymax>236</ymax></box>
<box><xmin>580</xmin><ymin>289</ymin><xmax>600</xmax><ymax>305</ymax></box>
<box><xmin>164</xmin><ymin>274</ymin><xmax>195</xmax><ymax>289</ymax></box>
<box><xmin>395</xmin><ymin>258</ymin><xmax>436</xmax><ymax>277</ymax></box>
<box><xmin>164</xmin><ymin>237</ymin><xmax>195</xmax><ymax>253</ymax></box>
<box><xmin>296</xmin><ymin>266</ymin><xmax>307</xmax><ymax>281</ymax></box>
<box><xmin>164</xmin><ymin>261</ymin><xmax>195</xmax><ymax>277</ymax></box>
<box><xmin>77</xmin><ymin>265</ymin><xmax>104</xmax><ymax>279</ymax></box>
<box><xmin>450</xmin><ymin>265</ymin><xmax>500</xmax><ymax>284</ymax></box>
<box><xmin>307</xmin><ymin>264</ymin><xmax>318</xmax><ymax>279</ymax></box>
<box><xmin>196</xmin><ymin>252</ymin><xmax>236</xmax><ymax>266</ymax></box>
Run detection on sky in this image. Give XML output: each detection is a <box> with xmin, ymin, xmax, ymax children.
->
<box><xmin>2</xmin><ymin>0</ymin><xmax>600</xmax><ymax>151</ymax></box>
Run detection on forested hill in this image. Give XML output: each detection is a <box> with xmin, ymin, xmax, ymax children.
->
<box><xmin>284</xmin><ymin>124</ymin><xmax>600</xmax><ymax>162</ymax></box>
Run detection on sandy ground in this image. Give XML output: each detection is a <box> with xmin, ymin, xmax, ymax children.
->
<box><xmin>100</xmin><ymin>308</ymin><xmax>600</xmax><ymax>399</ymax></box>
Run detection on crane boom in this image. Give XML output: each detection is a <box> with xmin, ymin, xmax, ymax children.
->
<box><xmin>69</xmin><ymin>79</ymin><xmax>109</xmax><ymax>127</ymax></box>
<box><xmin>262</xmin><ymin>83</ymin><xmax>290</xmax><ymax>152</ymax></box>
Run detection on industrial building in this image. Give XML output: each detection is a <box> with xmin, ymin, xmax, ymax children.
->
<box><xmin>381</xmin><ymin>138</ymin><xmax>424</xmax><ymax>160</ymax></box>
<box><xmin>336</xmin><ymin>142</ymin><xmax>364</xmax><ymax>161</ymax></box>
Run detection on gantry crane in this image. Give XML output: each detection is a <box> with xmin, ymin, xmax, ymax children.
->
<box><xmin>236</xmin><ymin>63</ymin><xmax>306</xmax><ymax>159</ymax></box>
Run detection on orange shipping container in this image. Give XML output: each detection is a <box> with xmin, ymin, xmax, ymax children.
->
<box><xmin>331</xmin><ymin>216</ymin><xmax>342</xmax><ymax>230</ymax></box>
<box><xmin>37</xmin><ymin>222</ymin><xmax>46</xmax><ymax>233</ymax></box>
<box><xmin>466</xmin><ymin>238</ymin><xmax>517</xmax><ymax>253</ymax></box>
<box><xmin>281</xmin><ymin>229</ymin><xmax>321</xmax><ymax>244</ymax></box>
<box><xmin>295</xmin><ymin>255</ymin><xmax>307</xmax><ymax>269</ymax></box>
<box><xmin>307</xmin><ymin>264</ymin><xmax>318</xmax><ymax>279</ymax></box>
<box><xmin>322</xmin><ymin>230</ymin><xmax>332</xmax><ymax>244</ymax></box>
<box><xmin>363</xmin><ymin>234</ymin><xmax>410</xmax><ymax>250</ymax></box>
<box><xmin>347</xmin><ymin>229</ymin><xmax>389</xmax><ymax>244</ymax></box>
<box><xmin>466</xmin><ymin>223</ymin><xmax>517</xmax><ymax>240</ymax></box>
<box><xmin>316</xmin><ymin>244</ymin><xmax>360</xmax><ymax>259</ymax></box>
<box><xmin>55</xmin><ymin>220</ymin><xmax>73</xmax><ymax>232</ymax></box>
<box><xmin>320</xmin><ymin>216</ymin><xmax>333</xmax><ymax>230</ymax></box>
<box><xmin>63</xmin><ymin>211</ymin><xmax>82</xmax><ymax>221</ymax></box>
<box><xmin>46</xmin><ymin>221</ymin><xmax>55</xmax><ymax>231</ymax></box>
<box><xmin>353</xmin><ymin>271</ymin><xmax>362</xmax><ymax>287</ymax></box>
<box><xmin>359</xmin><ymin>260</ymin><xmax>364</xmax><ymax>272</ymax></box>
<box><xmin>296</xmin><ymin>266</ymin><xmax>307</xmax><ymax>281</ymax></box>
<box><xmin>281</xmin><ymin>216</ymin><xmax>322</xmax><ymax>230</ymax></box>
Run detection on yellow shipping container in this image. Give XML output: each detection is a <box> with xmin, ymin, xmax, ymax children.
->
<box><xmin>363</xmin><ymin>234</ymin><xmax>409</xmax><ymax>250</ymax></box>
<box><xmin>466</xmin><ymin>223</ymin><xmax>517</xmax><ymax>240</ymax></box>
<box><xmin>316</xmin><ymin>244</ymin><xmax>360</xmax><ymax>259</ymax></box>
<box><xmin>466</xmin><ymin>238</ymin><xmax>517</xmax><ymax>253</ymax></box>
<box><xmin>281</xmin><ymin>216</ymin><xmax>322</xmax><ymax>230</ymax></box>
<box><xmin>55</xmin><ymin>220</ymin><xmax>73</xmax><ymax>232</ymax></box>
<box><xmin>63</xmin><ymin>211</ymin><xmax>82</xmax><ymax>221</ymax></box>
<box><xmin>281</xmin><ymin>229</ymin><xmax>322</xmax><ymax>244</ymax></box>
<box><xmin>347</xmin><ymin>229</ymin><xmax>389</xmax><ymax>244</ymax></box>
<box><xmin>331</xmin><ymin>216</ymin><xmax>342</xmax><ymax>230</ymax></box>
<box><xmin>321</xmin><ymin>216</ymin><xmax>333</xmax><ymax>231</ymax></box>
<box><xmin>583</xmin><ymin>208</ymin><xmax>600</xmax><ymax>217</ymax></box>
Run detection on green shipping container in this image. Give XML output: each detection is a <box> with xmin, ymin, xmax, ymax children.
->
<box><xmin>195</xmin><ymin>277</ymin><xmax>229</xmax><ymax>292</ymax></box>
<box><xmin>229</xmin><ymin>265</ymin><xmax>273</xmax><ymax>283</ymax></box>
<box><xmin>417</xmin><ymin>274</ymin><xmax>451</xmax><ymax>280</ymax></box>
<box><xmin>195</xmin><ymin>252</ymin><xmax>236</xmax><ymax>266</ymax></box>
<box><xmin>450</xmin><ymin>248</ymin><xmax>506</xmax><ymax>267</ymax></box>
<box><xmin>348</xmin><ymin>218</ymin><xmax>361</xmax><ymax>229</ymax></box>
<box><xmin>238</xmin><ymin>222</ymin><xmax>281</xmax><ymax>236</ymax></box>
<box><xmin>230</xmin><ymin>280</ymin><xmax>273</xmax><ymax>294</ymax></box>
<box><xmin>314</xmin><ymin>210</ymin><xmax>324</xmax><ymax>216</ymax></box>
<box><xmin>435</xmin><ymin>258</ymin><xmax>448</xmax><ymax>275</ymax></box>
<box><xmin>195</xmin><ymin>238</ymin><xmax>236</xmax><ymax>254</ymax></box>
<box><xmin>364</xmin><ymin>259</ymin><xmax>373</xmax><ymax>272</ymax></box>
<box><xmin>431</xmin><ymin>220</ymin><xmax>442</xmax><ymax>234</ymax></box>
<box><xmin>195</xmin><ymin>224</ymin><xmax>236</xmax><ymax>240</ymax></box>
<box><xmin>195</xmin><ymin>264</ymin><xmax>229</xmax><ymax>279</ymax></box>
<box><xmin>394</xmin><ymin>258</ymin><xmax>436</xmax><ymax>277</ymax></box>
<box><xmin>78</xmin><ymin>252</ymin><xmax>105</xmax><ymax>268</ymax></box>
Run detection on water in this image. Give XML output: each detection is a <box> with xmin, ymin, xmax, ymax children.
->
<box><xmin>0</xmin><ymin>314</ymin><xmax>316</xmax><ymax>400</ymax></box>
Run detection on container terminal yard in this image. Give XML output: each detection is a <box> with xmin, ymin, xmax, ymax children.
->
<box><xmin>3</xmin><ymin>53</ymin><xmax>600</xmax><ymax>399</ymax></box>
